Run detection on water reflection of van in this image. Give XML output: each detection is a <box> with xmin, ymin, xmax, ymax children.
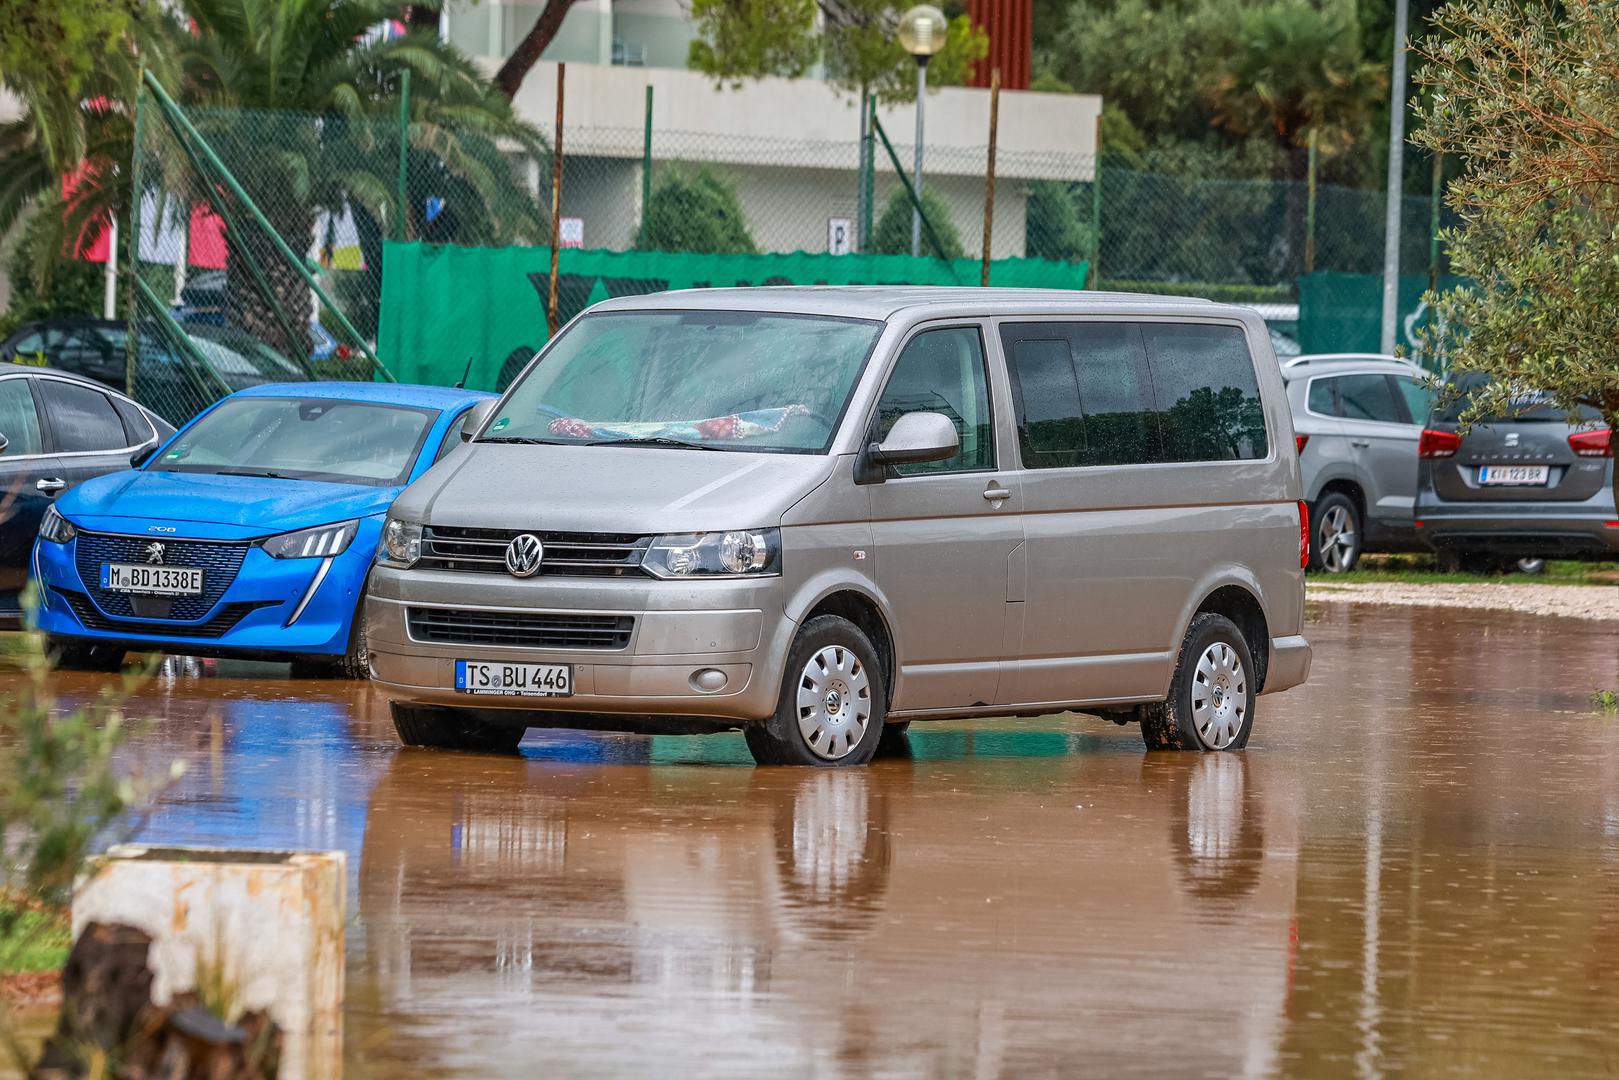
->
<box><xmin>368</xmin><ymin>289</ymin><xmax>1311</xmax><ymax>765</ymax></box>
<box><xmin>355</xmin><ymin>747</ymin><xmax>1300</xmax><ymax>1076</ymax></box>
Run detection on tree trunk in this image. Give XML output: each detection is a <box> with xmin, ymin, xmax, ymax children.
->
<box><xmin>224</xmin><ymin>203</ymin><xmax>317</xmax><ymax>364</ymax></box>
<box><xmin>493</xmin><ymin>0</ymin><xmax>583</xmax><ymax>99</ymax></box>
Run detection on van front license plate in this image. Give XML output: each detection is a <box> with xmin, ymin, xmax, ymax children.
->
<box><xmin>455</xmin><ymin>660</ymin><xmax>573</xmax><ymax>697</ymax></box>
<box><xmin>101</xmin><ymin>563</ymin><xmax>204</xmax><ymax>596</ymax></box>
<box><xmin>1479</xmin><ymin>465</ymin><xmax>1550</xmax><ymax>486</ymax></box>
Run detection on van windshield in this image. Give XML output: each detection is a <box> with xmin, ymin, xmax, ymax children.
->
<box><xmin>486</xmin><ymin>311</ymin><xmax>883</xmax><ymax>453</ymax></box>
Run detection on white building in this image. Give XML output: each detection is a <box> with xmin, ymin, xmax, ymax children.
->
<box><xmin>444</xmin><ymin>1</ymin><xmax>1100</xmax><ymax>259</ymax></box>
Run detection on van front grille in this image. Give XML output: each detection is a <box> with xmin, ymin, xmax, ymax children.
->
<box><xmin>406</xmin><ymin>607</ymin><xmax>635</xmax><ymax>650</ymax></box>
<box><xmin>419</xmin><ymin>526</ymin><xmax>651</xmax><ymax>577</ymax></box>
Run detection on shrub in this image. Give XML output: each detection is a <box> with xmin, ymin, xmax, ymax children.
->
<box><xmin>870</xmin><ymin>186</ymin><xmax>964</xmax><ymax>260</ymax></box>
<box><xmin>636</xmin><ymin>166</ymin><xmax>757</xmax><ymax>254</ymax></box>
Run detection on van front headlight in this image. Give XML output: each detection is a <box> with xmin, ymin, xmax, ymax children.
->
<box><xmin>643</xmin><ymin>528</ymin><xmax>781</xmax><ymax>578</ymax></box>
<box><xmin>377</xmin><ymin>518</ymin><xmax>422</xmax><ymax>568</ymax></box>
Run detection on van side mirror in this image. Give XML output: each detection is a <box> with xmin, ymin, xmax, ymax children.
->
<box><xmin>855</xmin><ymin>411</ymin><xmax>960</xmax><ymax>484</ymax></box>
<box><xmin>460</xmin><ymin>399</ymin><xmax>498</xmax><ymax>442</ymax></box>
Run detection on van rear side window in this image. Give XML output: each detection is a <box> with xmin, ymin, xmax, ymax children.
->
<box><xmin>1141</xmin><ymin>324</ymin><xmax>1268</xmax><ymax>462</ymax></box>
<box><xmin>1002</xmin><ymin>320</ymin><xmax>1267</xmax><ymax>469</ymax></box>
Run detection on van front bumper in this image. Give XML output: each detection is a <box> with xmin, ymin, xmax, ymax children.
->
<box><xmin>365</xmin><ymin>566</ymin><xmax>798</xmax><ymax>725</ymax></box>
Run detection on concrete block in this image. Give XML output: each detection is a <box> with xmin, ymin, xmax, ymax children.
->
<box><xmin>71</xmin><ymin>845</ymin><xmax>345</xmax><ymax>1080</ymax></box>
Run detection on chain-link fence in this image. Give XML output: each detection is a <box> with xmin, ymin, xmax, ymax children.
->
<box><xmin>121</xmin><ymin>87</ymin><xmax>1452</xmax><ymax>417</ymax></box>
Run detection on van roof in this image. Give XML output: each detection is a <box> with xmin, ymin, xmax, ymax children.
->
<box><xmin>589</xmin><ymin>286</ymin><xmax>1241</xmax><ymax>322</ymax></box>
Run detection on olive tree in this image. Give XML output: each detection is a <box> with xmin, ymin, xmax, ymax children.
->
<box><xmin>1413</xmin><ymin>0</ymin><xmax>1619</xmax><ymax>501</ymax></box>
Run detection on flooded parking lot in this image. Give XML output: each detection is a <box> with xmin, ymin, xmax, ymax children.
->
<box><xmin>48</xmin><ymin>601</ymin><xmax>1619</xmax><ymax>1077</ymax></box>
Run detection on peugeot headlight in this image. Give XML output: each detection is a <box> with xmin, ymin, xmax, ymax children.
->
<box><xmin>260</xmin><ymin>520</ymin><xmax>358</xmax><ymax>559</ymax></box>
<box><xmin>377</xmin><ymin>518</ymin><xmax>422</xmax><ymax>568</ymax></box>
<box><xmin>643</xmin><ymin>528</ymin><xmax>781</xmax><ymax>578</ymax></box>
<box><xmin>38</xmin><ymin>505</ymin><xmax>77</xmax><ymax>544</ymax></box>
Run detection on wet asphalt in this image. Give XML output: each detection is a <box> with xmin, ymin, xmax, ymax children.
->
<box><xmin>37</xmin><ymin>600</ymin><xmax>1619</xmax><ymax>1077</ymax></box>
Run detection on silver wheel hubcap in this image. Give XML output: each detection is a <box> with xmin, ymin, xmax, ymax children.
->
<box><xmin>797</xmin><ymin>644</ymin><xmax>872</xmax><ymax>761</ymax></box>
<box><xmin>1318</xmin><ymin>505</ymin><xmax>1357</xmax><ymax>572</ymax></box>
<box><xmin>1191</xmin><ymin>641</ymin><xmax>1247</xmax><ymax>750</ymax></box>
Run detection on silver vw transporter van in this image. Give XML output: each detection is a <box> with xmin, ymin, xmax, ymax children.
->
<box><xmin>366</xmin><ymin>288</ymin><xmax>1311</xmax><ymax>766</ymax></box>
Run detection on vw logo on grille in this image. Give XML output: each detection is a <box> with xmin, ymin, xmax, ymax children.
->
<box><xmin>504</xmin><ymin>534</ymin><xmax>545</xmax><ymax>577</ymax></box>
<box><xmin>142</xmin><ymin>542</ymin><xmax>166</xmax><ymax>565</ymax></box>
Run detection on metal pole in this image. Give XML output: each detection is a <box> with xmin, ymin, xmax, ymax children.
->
<box><xmin>1428</xmin><ymin>151</ymin><xmax>1443</xmax><ymax>293</ymax></box>
<box><xmin>125</xmin><ymin>79</ymin><xmax>148</xmax><ymax>396</ymax></box>
<box><xmin>548</xmin><ymin>63</ymin><xmax>565</xmax><ymax>337</ymax></box>
<box><xmin>396</xmin><ymin>69</ymin><xmax>411</xmax><ymax>242</ymax></box>
<box><xmin>1089</xmin><ymin>112</ymin><xmax>1102</xmax><ymax>288</ymax></box>
<box><xmin>103</xmin><ymin>216</ymin><xmax>119</xmax><ymax>320</ymax></box>
<box><xmin>980</xmin><ymin>68</ymin><xmax>1001</xmax><ymax>287</ymax></box>
<box><xmin>1305</xmin><ymin>126</ymin><xmax>1318</xmax><ymax>275</ymax></box>
<box><xmin>1379</xmin><ymin>0</ymin><xmax>1410</xmax><ymax>353</ymax></box>
<box><xmin>856</xmin><ymin>87</ymin><xmax>869</xmax><ymax>251</ymax></box>
<box><xmin>873</xmin><ymin>113</ymin><xmax>958</xmax><ymax>277</ymax></box>
<box><xmin>910</xmin><ymin>58</ymin><xmax>928</xmax><ymax>258</ymax></box>
<box><xmin>641</xmin><ymin>83</ymin><xmax>653</xmax><ymax>235</ymax></box>
<box><xmin>862</xmin><ymin>94</ymin><xmax>876</xmax><ymax>247</ymax></box>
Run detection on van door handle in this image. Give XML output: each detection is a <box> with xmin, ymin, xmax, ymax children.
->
<box><xmin>1350</xmin><ymin>440</ymin><xmax>1371</xmax><ymax>449</ymax></box>
<box><xmin>36</xmin><ymin>477</ymin><xmax>67</xmax><ymax>494</ymax></box>
<box><xmin>983</xmin><ymin>483</ymin><xmax>1011</xmax><ymax>503</ymax></box>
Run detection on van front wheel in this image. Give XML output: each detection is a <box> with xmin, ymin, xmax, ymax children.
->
<box><xmin>1140</xmin><ymin>613</ymin><xmax>1256</xmax><ymax>752</ymax></box>
<box><xmin>745</xmin><ymin>615</ymin><xmax>887</xmax><ymax>767</ymax></box>
<box><xmin>391</xmin><ymin>702</ymin><xmax>526</xmax><ymax>754</ymax></box>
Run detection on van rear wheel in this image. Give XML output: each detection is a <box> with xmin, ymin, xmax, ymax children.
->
<box><xmin>745</xmin><ymin>615</ymin><xmax>887</xmax><ymax>767</ymax></box>
<box><xmin>1140</xmin><ymin>613</ymin><xmax>1256</xmax><ymax>752</ymax></box>
<box><xmin>391</xmin><ymin>702</ymin><xmax>526</xmax><ymax>755</ymax></box>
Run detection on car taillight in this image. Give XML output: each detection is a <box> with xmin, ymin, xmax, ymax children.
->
<box><xmin>1298</xmin><ymin>500</ymin><xmax>1309</xmax><ymax>569</ymax></box>
<box><xmin>1418</xmin><ymin>429</ymin><xmax>1461</xmax><ymax>458</ymax></box>
<box><xmin>1295</xmin><ymin>434</ymin><xmax>1309</xmax><ymax>455</ymax></box>
<box><xmin>1568</xmin><ymin>428</ymin><xmax>1612</xmax><ymax>458</ymax></box>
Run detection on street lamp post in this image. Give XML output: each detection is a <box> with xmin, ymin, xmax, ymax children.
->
<box><xmin>898</xmin><ymin>5</ymin><xmax>948</xmax><ymax>258</ymax></box>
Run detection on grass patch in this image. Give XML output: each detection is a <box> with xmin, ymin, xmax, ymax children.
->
<box><xmin>1311</xmin><ymin>554</ymin><xmax>1616</xmax><ymax>587</ymax></box>
<box><xmin>1593</xmin><ymin>689</ymin><xmax>1619</xmax><ymax>716</ymax></box>
<box><xmin>0</xmin><ymin>898</ymin><xmax>70</xmax><ymax>975</ymax></box>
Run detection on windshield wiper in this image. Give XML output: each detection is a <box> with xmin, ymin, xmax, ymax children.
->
<box><xmin>479</xmin><ymin>436</ymin><xmax>566</xmax><ymax>445</ymax></box>
<box><xmin>586</xmin><ymin>437</ymin><xmax>723</xmax><ymax>451</ymax></box>
<box><xmin>212</xmin><ymin>468</ymin><xmax>296</xmax><ymax>480</ymax></box>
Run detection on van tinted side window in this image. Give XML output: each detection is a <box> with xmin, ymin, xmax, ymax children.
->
<box><xmin>1141</xmin><ymin>323</ymin><xmax>1268</xmax><ymax>462</ymax></box>
<box><xmin>1002</xmin><ymin>323</ymin><xmax>1155</xmax><ymax>468</ymax></box>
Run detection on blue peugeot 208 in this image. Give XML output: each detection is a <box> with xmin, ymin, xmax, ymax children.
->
<box><xmin>31</xmin><ymin>382</ymin><xmax>494</xmax><ymax>676</ymax></box>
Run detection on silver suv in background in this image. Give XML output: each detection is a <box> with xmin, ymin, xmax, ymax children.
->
<box><xmin>1281</xmin><ymin>354</ymin><xmax>1434</xmax><ymax>573</ymax></box>
<box><xmin>1415</xmin><ymin>373</ymin><xmax>1617</xmax><ymax>571</ymax></box>
<box><xmin>367</xmin><ymin>288</ymin><xmax>1311</xmax><ymax>766</ymax></box>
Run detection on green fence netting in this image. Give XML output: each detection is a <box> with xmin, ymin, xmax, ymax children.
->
<box><xmin>1297</xmin><ymin>271</ymin><xmax>1467</xmax><ymax>364</ymax></box>
<box><xmin>378</xmin><ymin>242</ymin><xmax>1090</xmax><ymax>389</ymax></box>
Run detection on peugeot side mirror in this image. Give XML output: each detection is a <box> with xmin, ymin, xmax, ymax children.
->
<box><xmin>854</xmin><ymin>411</ymin><xmax>960</xmax><ymax>484</ymax></box>
<box><xmin>131</xmin><ymin>440</ymin><xmax>159</xmax><ymax>468</ymax></box>
<box><xmin>461</xmin><ymin>399</ymin><xmax>499</xmax><ymax>442</ymax></box>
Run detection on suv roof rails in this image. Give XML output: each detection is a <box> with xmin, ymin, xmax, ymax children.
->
<box><xmin>1281</xmin><ymin>352</ymin><xmax>1416</xmax><ymax>370</ymax></box>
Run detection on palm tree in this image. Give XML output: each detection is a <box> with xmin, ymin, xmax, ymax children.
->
<box><xmin>167</xmin><ymin>0</ymin><xmax>546</xmax><ymax>354</ymax></box>
<box><xmin>2</xmin><ymin>0</ymin><xmax>544</xmax><ymax>358</ymax></box>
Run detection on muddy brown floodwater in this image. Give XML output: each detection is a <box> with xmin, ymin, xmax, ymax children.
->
<box><xmin>38</xmin><ymin>602</ymin><xmax>1619</xmax><ymax>1077</ymax></box>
